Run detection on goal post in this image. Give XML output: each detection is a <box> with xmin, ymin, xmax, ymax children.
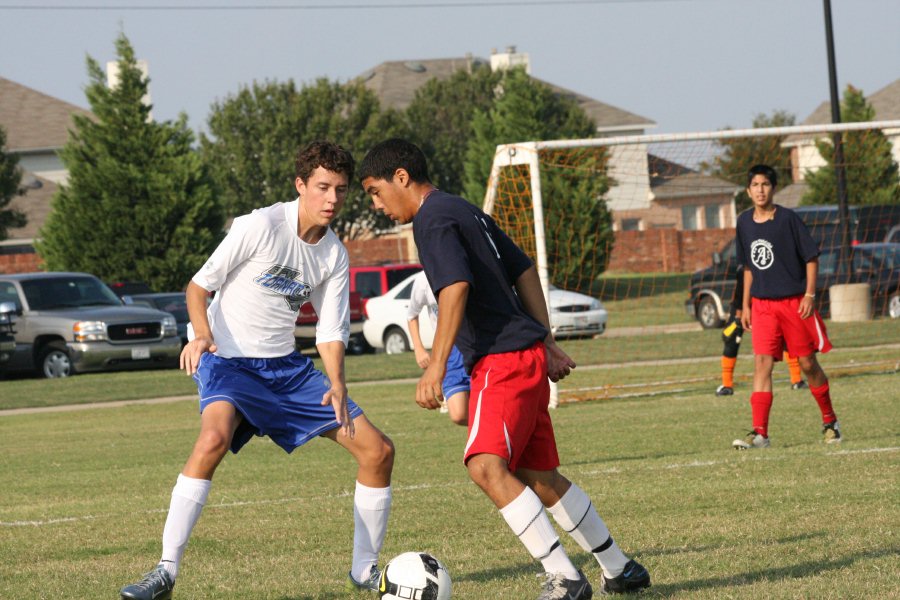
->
<box><xmin>482</xmin><ymin>120</ymin><xmax>900</xmax><ymax>405</ymax></box>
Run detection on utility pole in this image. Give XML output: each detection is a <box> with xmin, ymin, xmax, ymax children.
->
<box><xmin>823</xmin><ymin>0</ymin><xmax>852</xmax><ymax>280</ymax></box>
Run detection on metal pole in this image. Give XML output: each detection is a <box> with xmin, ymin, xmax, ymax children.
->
<box><xmin>823</xmin><ymin>0</ymin><xmax>852</xmax><ymax>280</ymax></box>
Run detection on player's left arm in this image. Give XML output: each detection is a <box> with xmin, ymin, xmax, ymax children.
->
<box><xmin>799</xmin><ymin>258</ymin><xmax>818</xmax><ymax>319</ymax></box>
<box><xmin>318</xmin><ymin>340</ymin><xmax>353</xmax><ymax>438</ymax></box>
<box><xmin>418</xmin><ymin>281</ymin><xmax>468</xmax><ymax>410</ymax></box>
<box><xmin>514</xmin><ymin>265</ymin><xmax>576</xmax><ymax>382</ymax></box>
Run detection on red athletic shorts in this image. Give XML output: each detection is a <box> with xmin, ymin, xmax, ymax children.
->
<box><xmin>751</xmin><ymin>295</ymin><xmax>832</xmax><ymax>360</ymax></box>
<box><xmin>463</xmin><ymin>342</ymin><xmax>560</xmax><ymax>472</ymax></box>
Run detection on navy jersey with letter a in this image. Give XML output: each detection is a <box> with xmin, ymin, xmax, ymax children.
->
<box><xmin>735</xmin><ymin>205</ymin><xmax>820</xmax><ymax>299</ymax></box>
<box><xmin>413</xmin><ymin>191</ymin><xmax>548</xmax><ymax>371</ymax></box>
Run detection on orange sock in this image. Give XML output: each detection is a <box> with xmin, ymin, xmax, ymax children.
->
<box><xmin>784</xmin><ymin>352</ymin><xmax>802</xmax><ymax>385</ymax></box>
<box><xmin>721</xmin><ymin>356</ymin><xmax>737</xmax><ymax>388</ymax></box>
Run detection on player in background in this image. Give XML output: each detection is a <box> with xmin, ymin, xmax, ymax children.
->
<box><xmin>732</xmin><ymin>164</ymin><xmax>841</xmax><ymax>450</ymax></box>
<box><xmin>717</xmin><ymin>263</ymin><xmax>805</xmax><ymax>396</ymax></box>
<box><xmin>359</xmin><ymin>138</ymin><xmax>650</xmax><ymax>599</ymax></box>
<box><xmin>120</xmin><ymin>141</ymin><xmax>395</xmax><ymax>600</ymax></box>
<box><xmin>407</xmin><ymin>271</ymin><xmax>469</xmax><ymax>425</ymax></box>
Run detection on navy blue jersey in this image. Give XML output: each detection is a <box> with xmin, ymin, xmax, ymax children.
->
<box><xmin>735</xmin><ymin>205</ymin><xmax>819</xmax><ymax>299</ymax></box>
<box><xmin>413</xmin><ymin>191</ymin><xmax>548</xmax><ymax>371</ymax></box>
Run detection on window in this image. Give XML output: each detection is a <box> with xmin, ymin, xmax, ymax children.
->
<box><xmin>621</xmin><ymin>218</ymin><xmax>641</xmax><ymax>231</ymax></box>
<box><xmin>681</xmin><ymin>205</ymin><xmax>698</xmax><ymax>230</ymax></box>
<box><xmin>354</xmin><ymin>272</ymin><xmax>382</xmax><ymax>299</ymax></box>
<box><xmin>705</xmin><ymin>205</ymin><xmax>720</xmax><ymax>229</ymax></box>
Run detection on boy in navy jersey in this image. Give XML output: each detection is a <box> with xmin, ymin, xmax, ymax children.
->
<box><xmin>732</xmin><ymin>164</ymin><xmax>841</xmax><ymax>449</ymax></box>
<box><xmin>359</xmin><ymin>139</ymin><xmax>650</xmax><ymax>598</ymax></box>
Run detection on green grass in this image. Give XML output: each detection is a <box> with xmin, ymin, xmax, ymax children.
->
<box><xmin>1</xmin><ymin>363</ymin><xmax>897</xmax><ymax>599</ymax></box>
<box><xmin>1</xmin><ymin>319</ymin><xmax>898</xmax><ymax>411</ymax></box>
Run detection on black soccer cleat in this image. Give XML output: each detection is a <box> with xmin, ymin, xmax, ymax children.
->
<box><xmin>715</xmin><ymin>385</ymin><xmax>734</xmax><ymax>396</ymax></box>
<box><xmin>120</xmin><ymin>564</ymin><xmax>174</xmax><ymax>600</ymax></box>
<box><xmin>537</xmin><ymin>569</ymin><xmax>593</xmax><ymax>600</ymax></box>
<box><xmin>599</xmin><ymin>559</ymin><xmax>650</xmax><ymax>595</ymax></box>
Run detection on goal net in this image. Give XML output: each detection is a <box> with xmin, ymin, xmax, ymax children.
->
<box><xmin>482</xmin><ymin>120</ymin><xmax>900</xmax><ymax>404</ymax></box>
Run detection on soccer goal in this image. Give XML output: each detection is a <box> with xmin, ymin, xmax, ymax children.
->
<box><xmin>482</xmin><ymin>120</ymin><xmax>900</xmax><ymax>404</ymax></box>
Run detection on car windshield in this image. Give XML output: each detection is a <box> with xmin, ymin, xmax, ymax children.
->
<box><xmin>21</xmin><ymin>276</ymin><xmax>122</xmax><ymax>310</ymax></box>
<box><xmin>153</xmin><ymin>295</ymin><xmax>188</xmax><ymax>321</ymax></box>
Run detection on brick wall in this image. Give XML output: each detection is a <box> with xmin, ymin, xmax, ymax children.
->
<box><xmin>607</xmin><ymin>228</ymin><xmax>734</xmax><ymax>274</ymax></box>
<box><xmin>0</xmin><ymin>251</ymin><xmax>42</xmax><ymax>274</ymax></box>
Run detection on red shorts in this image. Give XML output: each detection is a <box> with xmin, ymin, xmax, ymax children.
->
<box><xmin>751</xmin><ymin>295</ymin><xmax>832</xmax><ymax>360</ymax></box>
<box><xmin>463</xmin><ymin>342</ymin><xmax>560</xmax><ymax>472</ymax></box>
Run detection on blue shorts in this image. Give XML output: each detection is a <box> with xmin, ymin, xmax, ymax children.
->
<box><xmin>443</xmin><ymin>346</ymin><xmax>471</xmax><ymax>399</ymax></box>
<box><xmin>194</xmin><ymin>352</ymin><xmax>363</xmax><ymax>454</ymax></box>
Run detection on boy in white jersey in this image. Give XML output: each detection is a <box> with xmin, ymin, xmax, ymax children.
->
<box><xmin>120</xmin><ymin>141</ymin><xmax>395</xmax><ymax>600</ymax></box>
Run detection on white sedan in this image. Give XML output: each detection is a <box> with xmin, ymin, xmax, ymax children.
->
<box><xmin>362</xmin><ymin>275</ymin><xmax>608</xmax><ymax>354</ymax></box>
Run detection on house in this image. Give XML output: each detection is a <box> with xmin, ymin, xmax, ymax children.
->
<box><xmin>782</xmin><ymin>77</ymin><xmax>900</xmax><ymax>182</ymax></box>
<box><xmin>358</xmin><ymin>46</ymin><xmax>658</xmax><ymax>216</ymax></box>
<box><xmin>0</xmin><ymin>76</ymin><xmax>92</xmax><ymax>272</ymax></box>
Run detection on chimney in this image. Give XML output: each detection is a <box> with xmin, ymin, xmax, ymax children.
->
<box><xmin>106</xmin><ymin>59</ymin><xmax>153</xmax><ymax>121</ymax></box>
<box><xmin>489</xmin><ymin>45</ymin><xmax>530</xmax><ymax>74</ymax></box>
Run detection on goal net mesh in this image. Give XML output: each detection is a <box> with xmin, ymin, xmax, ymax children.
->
<box><xmin>483</xmin><ymin>121</ymin><xmax>900</xmax><ymax>402</ymax></box>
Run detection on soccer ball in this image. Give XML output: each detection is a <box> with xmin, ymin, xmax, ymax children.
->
<box><xmin>379</xmin><ymin>551</ymin><xmax>451</xmax><ymax>600</ymax></box>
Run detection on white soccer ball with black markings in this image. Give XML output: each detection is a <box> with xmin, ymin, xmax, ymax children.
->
<box><xmin>379</xmin><ymin>551</ymin><xmax>451</xmax><ymax>600</ymax></box>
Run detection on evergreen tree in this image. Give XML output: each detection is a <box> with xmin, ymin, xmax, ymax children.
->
<box><xmin>37</xmin><ymin>34</ymin><xmax>223</xmax><ymax>291</ymax></box>
<box><xmin>461</xmin><ymin>68</ymin><xmax>614</xmax><ymax>290</ymax></box>
<box><xmin>0</xmin><ymin>126</ymin><xmax>27</xmax><ymax>240</ymax></box>
<box><xmin>701</xmin><ymin>110</ymin><xmax>796</xmax><ymax>212</ymax></box>
<box><xmin>201</xmin><ymin>78</ymin><xmax>406</xmax><ymax>239</ymax></box>
<box><xmin>802</xmin><ymin>85</ymin><xmax>900</xmax><ymax>206</ymax></box>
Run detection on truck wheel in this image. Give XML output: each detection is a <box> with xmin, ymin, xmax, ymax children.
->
<box><xmin>888</xmin><ymin>292</ymin><xmax>900</xmax><ymax>319</ymax></box>
<box><xmin>383</xmin><ymin>327</ymin><xmax>410</xmax><ymax>354</ymax></box>
<box><xmin>697</xmin><ymin>296</ymin><xmax>723</xmax><ymax>329</ymax></box>
<box><xmin>39</xmin><ymin>342</ymin><xmax>72</xmax><ymax>378</ymax></box>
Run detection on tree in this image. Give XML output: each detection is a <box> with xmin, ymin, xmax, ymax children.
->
<box><xmin>201</xmin><ymin>78</ymin><xmax>406</xmax><ymax>239</ymax></box>
<box><xmin>404</xmin><ymin>65</ymin><xmax>502</xmax><ymax>196</ymax></box>
<box><xmin>701</xmin><ymin>110</ymin><xmax>796</xmax><ymax>212</ymax></box>
<box><xmin>0</xmin><ymin>126</ymin><xmax>27</xmax><ymax>241</ymax></box>
<box><xmin>802</xmin><ymin>85</ymin><xmax>900</xmax><ymax>206</ymax></box>
<box><xmin>461</xmin><ymin>68</ymin><xmax>614</xmax><ymax>290</ymax></box>
<box><xmin>37</xmin><ymin>34</ymin><xmax>223</xmax><ymax>291</ymax></box>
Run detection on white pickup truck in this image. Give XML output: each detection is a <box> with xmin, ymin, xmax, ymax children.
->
<box><xmin>0</xmin><ymin>272</ymin><xmax>182</xmax><ymax>378</ymax></box>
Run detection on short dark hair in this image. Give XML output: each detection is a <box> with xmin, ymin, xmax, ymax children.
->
<box><xmin>358</xmin><ymin>138</ymin><xmax>430</xmax><ymax>184</ymax></box>
<box><xmin>295</xmin><ymin>140</ymin><xmax>354</xmax><ymax>182</ymax></box>
<box><xmin>747</xmin><ymin>164</ymin><xmax>777</xmax><ymax>188</ymax></box>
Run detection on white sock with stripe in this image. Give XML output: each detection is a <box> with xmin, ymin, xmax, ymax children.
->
<box><xmin>500</xmin><ymin>487</ymin><xmax>580</xmax><ymax>580</ymax></box>
<box><xmin>159</xmin><ymin>473</ymin><xmax>211</xmax><ymax>581</ymax></box>
<box><xmin>547</xmin><ymin>483</ymin><xmax>629</xmax><ymax>578</ymax></box>
<box><xmin>351</xmin><ymin>481</ymin><xmax>392</xmax><ymax>582</ymax></box>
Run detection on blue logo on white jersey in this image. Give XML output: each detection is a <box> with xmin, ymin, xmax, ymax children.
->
<box><xmin>254</xmin><ymin>265</ymin><xmax>312</xmax><ymax>310</ymax></box>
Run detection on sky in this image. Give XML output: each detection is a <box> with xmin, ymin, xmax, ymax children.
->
<box><xmin>1</xmin><ymin>0</ymin><xmax>899</xmax><ymax>140</ymax></box>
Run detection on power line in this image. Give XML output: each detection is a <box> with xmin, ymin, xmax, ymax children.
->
<box><xmin>0</xmin><ymin>0</ymin><xmax>701</xmax><ymax>10</ymax></box>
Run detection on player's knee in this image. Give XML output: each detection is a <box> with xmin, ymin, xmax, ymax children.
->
<box><xmin>723</xmin><ymin>339</ymin><xmax>740</xmax><ymax>358</ymax></box>
<box><xmin>193</xmin><ymin>429</ymin><xmax>231</xmax><ymax>460</ymax></box>
<box><xmin>363</xmin><ymin>434</ymin><xmax>395</xmax><ymax>471</ymax></box>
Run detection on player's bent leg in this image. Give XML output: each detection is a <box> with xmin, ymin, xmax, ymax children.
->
<box><xmin>466</xmin><ymin>453</ymin><xmax>527</xmax><ymax>508</ymax></box>
<box><xmin>797</xmin><ymin>354</ymin><xmax>827</xmax><ymax>388</ymax></box>
<box><xmin>446</xmin><ymin>391</ymin><xmax>468</xmax><ymax>426</ymax></box>
<box><xmin>182</xmin><ymin>400</ymin><xmax>240</xmax><ymax>480</ymax></box>
<box><xmin>327</xmin><ymin>415</ymin><xmax>394</xmax><ymax>591</ymax></box>
<box><xmin>325</xmin><ymin>414</ymin><xmax>394</xmax><ymax>486</ymax></box>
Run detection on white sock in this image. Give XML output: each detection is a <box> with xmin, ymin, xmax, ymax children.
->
<box><xmin>500</xmin><ymin>487</ymin><xmax>580</xmax><ymax>580</ymax></box>
<box><xmin>159</xmin><ymin>474</ymin><xmax>211</xmax><ymax>581</ymax></box>
<box><xmin>351</xmin><ymin>481</ymin><xmax>392</xmax><ymax>582</ymax></box>
<box><xmin>547</xmin><ymin>483</ymin><xmax>629</xmax><ymax>578</ymax></box>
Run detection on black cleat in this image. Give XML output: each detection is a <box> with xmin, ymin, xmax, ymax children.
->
<box><xmin>120</xmin><ymin>564</ymin><xmax>174</xmax><ymax>600</ymax></box>
<box><xmin>537</xmin><ymin>569</ymin><xmax>593</xmax><ymax>599</ymax></box>
<box><xmin>715</xmin><ymin>385</ymin><xmax>734</xmax><ymax>396</ymax></box>
<box><xmin>600</xmin><ymin>559</ymin><xmax>650</xmax><ymax>595</ymax></box>
<box><xmin>791</xmin><ymin>381</ymin><xmax>807</xmax><ymax>390</ymax></box>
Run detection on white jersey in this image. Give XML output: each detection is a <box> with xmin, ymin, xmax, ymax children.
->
<box><xmin>192</xmin><ymin>199</ymin><xmax>350</xmax><ymax>358</ymax></box>
<box><xmin>406</xmin><ymin>271</ymin><xmax>438</xmax><ymax>327</ymax></box>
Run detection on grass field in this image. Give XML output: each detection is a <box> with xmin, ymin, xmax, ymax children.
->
<box><xmin>1</xmin><ymin>321</ymin><xmax>898</xmax><ymax>599</ymax></box>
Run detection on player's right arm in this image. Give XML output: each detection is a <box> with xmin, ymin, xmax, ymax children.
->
<box><xmin>181</xmin><ymin>280</ymin><xmax>217</xmax><ymax>375</ymax></box>
<box><xmin>740</xmin><ymin>268</ymin><xmax>753</xmax><ymax>330</ymax></box>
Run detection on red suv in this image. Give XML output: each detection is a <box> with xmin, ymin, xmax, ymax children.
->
<box><xmin>350</xmin><ymin>263</ymin><xmax>423</xmax><ymax>309</ymax></box>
